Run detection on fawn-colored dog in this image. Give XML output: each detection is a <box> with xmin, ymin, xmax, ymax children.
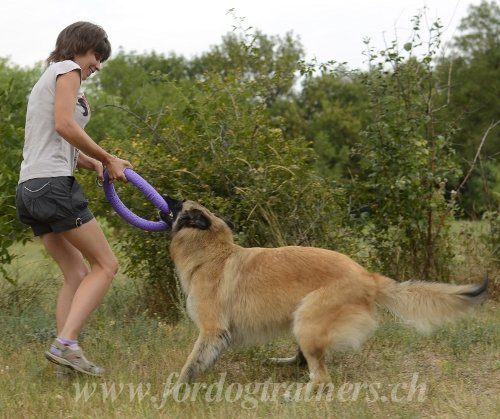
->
<box><xmin>161</xmin><ymin>197</ymin><xmax>488</xmax><ymax>385</ymax></box>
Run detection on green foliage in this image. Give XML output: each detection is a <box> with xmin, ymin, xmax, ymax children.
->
<box><xmin>0</xmin><ymin>59</ymin><xmax>40</xmax><ymax>282</ymax></box>
<box><xmin>482</xmin><ymin>211</ymin><xmax>500</xmax><ymax>268</ymax></box>
<box><xmin>349</xmin><ymin>14</ymin><xmax>461</xmax><ymax>280</ymax></box>
<box><xmin>291</xmin><ymin>71</ymin><xmax>371</xmax><ymax>179</ymax></box>
<box><xmin>83</xmin><ymin>51</ymin><xmax>190</xmax><ymax>144</ymax></box>
<box><xmin>435</xmin><ymin>0</ymin><xmax>500</xmax><ymax>215</ymax></box>
<box><xmin>190</xmin><ymin>29</ymin><xmax>304</xmax><ymax>108</ymax></box>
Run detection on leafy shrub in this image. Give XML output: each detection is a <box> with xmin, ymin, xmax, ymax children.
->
<box><xmin>0</xmin><ymin>60</ymin><xmax>40</xmax><ymax>283</ymax></box>
<box><xmin>349</xmin><ymin>15</ymin><xmax>461</xmax><ymax>280</ymax></box>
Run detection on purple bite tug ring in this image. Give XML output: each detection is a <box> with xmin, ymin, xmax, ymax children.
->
<box><xmin>103</xmin><ymin>168</ymin><xmax>170</xmax><ymax>231</ymax></box>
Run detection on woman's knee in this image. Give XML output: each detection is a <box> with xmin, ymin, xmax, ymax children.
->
<box><xmin>99</xmin><ymin>253</ymin><xmax>119</xmax><ymax>280</ymax></box>
<box><xmin>109</xmin><ymin>254</ymin><xmax>119</xmax><ymax>277</ymax></box>
<box><xmin>64</xmin><ymin>263</ymin><xmax>88</xmax><ymax>287</ymax></box>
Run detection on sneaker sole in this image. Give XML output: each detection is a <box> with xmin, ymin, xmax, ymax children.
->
<box><xmin>44</xmin><ymin>351</ymin><xmax>103</xmax><ymax>377</ymax></box>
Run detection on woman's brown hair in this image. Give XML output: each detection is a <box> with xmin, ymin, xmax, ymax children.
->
<box><xmin>46</xmin><ymin>21</ymin><xmax>111</xmax><ymax>65</ymax></box>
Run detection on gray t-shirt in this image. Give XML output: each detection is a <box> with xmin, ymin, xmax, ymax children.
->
<box><xmin>19</xmin><ymin>60</ymin><xmax>90</xmax><ymax>183</ymax></box>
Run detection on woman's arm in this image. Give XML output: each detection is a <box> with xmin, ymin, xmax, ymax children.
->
<box><xmin>77</xmin><ymin>152</ymin><xmax>104</xmax><ymax>181</ymax></box>
<box><xmin>54</xmin><ymin>70</ymin><xmax>131</xmax><ymax>182</ymax></box>
<box><xmin>77</xmin><ymin>152</ymin><xmax>99</xmax><ymax>170</ymax></box>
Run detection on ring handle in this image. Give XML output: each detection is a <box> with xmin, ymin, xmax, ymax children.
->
<box><xmin>103</xmin><ymin>168</ymin><xmax>170</xmax><ymax>231</ymax></box>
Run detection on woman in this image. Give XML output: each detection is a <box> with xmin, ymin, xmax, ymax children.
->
<box><xmin>16</xmin><ymin>21</ymin><xmax>132</xmax><ymax>376</ymax></box>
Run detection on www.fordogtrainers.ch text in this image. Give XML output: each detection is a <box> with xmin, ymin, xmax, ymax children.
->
<box><xmin>73</xmin><ymin>372</ymin><xmax>427</xmax><ymax>409</ymax></box>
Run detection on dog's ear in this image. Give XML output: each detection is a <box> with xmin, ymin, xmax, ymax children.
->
<box><xmin>176</xmin><ymin>209</ymin><xmax>211</xmax><ymax>231</ymax></box>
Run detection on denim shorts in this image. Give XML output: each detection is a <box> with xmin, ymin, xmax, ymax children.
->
<box><xmin>16</xmin><ymin>176</ymin><xmax>94</xmax><ymax>236</ymax></box>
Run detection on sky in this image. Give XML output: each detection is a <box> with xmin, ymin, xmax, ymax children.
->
<box><xmin>0</xmin><ymin>0</ymin><xmax>484</xmax><ymax>70</ymax></box>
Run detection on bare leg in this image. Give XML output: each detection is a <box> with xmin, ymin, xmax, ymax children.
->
<box><xmin>40</xmin><ymin>233</ymin><xmax>88</xmax><ymax>334</ymax></box>
<box><xmin>42</xmin><ymin>219</ymin><xmax>118</xmax><ymax>340</ymax></box>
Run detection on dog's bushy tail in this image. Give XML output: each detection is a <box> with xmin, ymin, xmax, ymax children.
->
<box><xmin>374</xmin><ymin>274</ymin><xmax>488</xmax><ymax>334</ymax></box>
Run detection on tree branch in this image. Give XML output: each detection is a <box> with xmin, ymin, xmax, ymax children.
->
<box><xmin>457</xmin><ymin>119</ymin><xmax>500</xmax><ymax>193</ymax></box>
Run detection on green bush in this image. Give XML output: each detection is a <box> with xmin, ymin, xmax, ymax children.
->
<box><xmin>0</xmin><ymin>60</ymin><xmax>40</xmax><ymax>283</ymax></box>
<box><xmin>349</xmin><ymin>15</ymin><xmax>461</xmax><ymax>280</ymax></box>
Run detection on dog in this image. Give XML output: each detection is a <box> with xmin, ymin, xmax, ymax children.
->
<box><xmin>160</xmin><ymin>197</ymin><xmax>488</xmax><ymax>386</ymax></box>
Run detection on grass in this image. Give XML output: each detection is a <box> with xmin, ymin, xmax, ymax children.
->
<box><xmin>0</xmin><ymin>232</ymin><xmax>499</xmax><ymax>418</ymax></box>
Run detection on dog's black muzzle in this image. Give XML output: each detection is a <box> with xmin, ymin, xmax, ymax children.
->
<box><xmin>160</xmin><ymin>195</ymin><xmax>184</xmax><ymax>225</ymax></box>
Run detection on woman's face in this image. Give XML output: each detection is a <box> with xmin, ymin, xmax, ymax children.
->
<box><xmin>74</xmin><ymin>50</ymin><xmax>102</xmax><ymax>81</ymax></box>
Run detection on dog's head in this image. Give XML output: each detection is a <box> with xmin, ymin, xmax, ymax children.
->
<box><xmin>160</xmin><ymin>196</ymin><xmax>234</xmax><ymax>237</ymax></box>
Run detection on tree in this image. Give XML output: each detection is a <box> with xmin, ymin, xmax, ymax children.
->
<box><xmin>189</xmin><ymin>30</ymin><xmax>304</xmax><ymax>108</ymax></box>
<box><xmin>289</xmin><ymin>71</ymin><xmax>371</xmax><ymax>180</ymax></box>
<box><xmin>85</xmin><ymin>51</ymin><xmax>191</xmax><ymax>143</ymax></box>
<box><xmin>436</xmin><ymin>0</ymin><xmax>500</xmax><ymax>215</ymax></box>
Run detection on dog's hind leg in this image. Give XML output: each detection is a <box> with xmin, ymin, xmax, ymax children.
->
<box><xmin>177</xmin><ymin>330</ymin><xmax>231</xmax><ymax>383</ymax></box>
<box><xmin>293</xmin><ymin>288</ymin><xmax>377</xmax><ymax>386</ymax></box>
<box><xmin>268</xmin><ymin>348</ymin><xmax>308</xmax><ymax>367</ymax></box>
